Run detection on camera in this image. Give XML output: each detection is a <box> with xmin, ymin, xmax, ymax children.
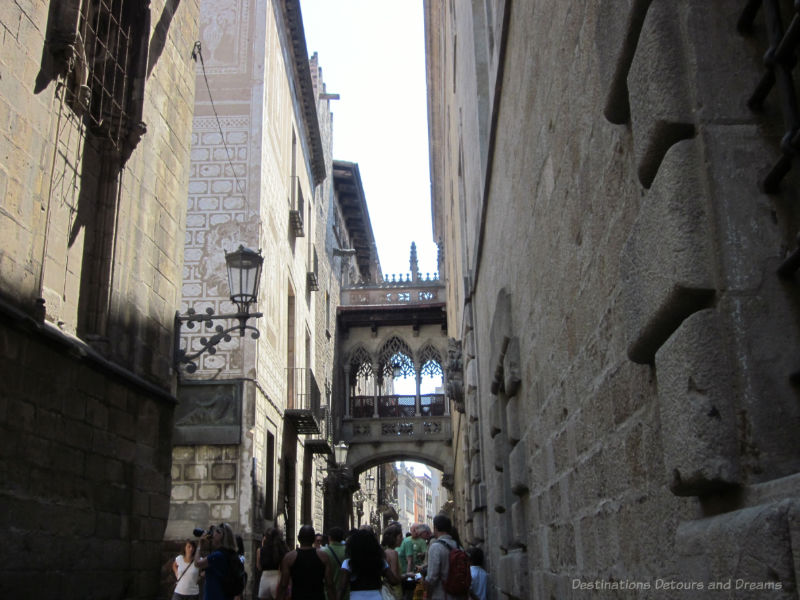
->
<box><xmin>193</xmin><ymin>525</ymin><xmax>216</xmax><ymax>538</ymax></box>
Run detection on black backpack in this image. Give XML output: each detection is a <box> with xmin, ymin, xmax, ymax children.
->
<box><xmin>221</xmin><ymin>550</ymin><xmax>247</xmax><ymax>598</ymax></box>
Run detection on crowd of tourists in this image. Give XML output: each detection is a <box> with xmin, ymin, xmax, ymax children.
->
<box><xmin>170</xmin><ymin>515</ymin><xmax>489</xmax><ymax>600</ymax></box>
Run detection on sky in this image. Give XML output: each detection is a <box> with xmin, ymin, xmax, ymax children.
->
<box><xmin>299</xmin><ymin>1</ymin><xmax>435</xmax><ymax>479</ymax></box>
<box><xmin>299</xmin><ymin>0</ymin><xmax>439</xmax><ymax>279</ymax></box>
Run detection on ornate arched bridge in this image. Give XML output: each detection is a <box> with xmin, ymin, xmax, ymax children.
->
<box><xmin>334</xmin><ymin>271</ymin><xmax>454</xmax><ymax>480</ymax></box>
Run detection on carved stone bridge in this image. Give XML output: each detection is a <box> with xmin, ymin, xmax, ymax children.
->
<box><xmin>334</xmin><ymin>268</ymin><xmax>454</xmax><ymax>479</ymax></box>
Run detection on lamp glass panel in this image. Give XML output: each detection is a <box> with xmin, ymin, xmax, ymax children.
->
<box><xmin>226</xmin><ymin>246</ymin><xmax>263</xmax><ymax>308</ymax></box>
<box><xmin>334</xmin><ymin>441</ymin><xmax>349</xmax><ymax>465</ymax></box>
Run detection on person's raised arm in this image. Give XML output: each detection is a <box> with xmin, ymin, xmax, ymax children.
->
<box><xmin>194</xmin><ymin>538</ymin><xmax>210</xmax><ymax>570</ymax></box>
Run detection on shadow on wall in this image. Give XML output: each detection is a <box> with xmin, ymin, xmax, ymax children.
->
<box><xmin>148</xmin><ymin>0</ymin><xmax>183</xmax><ymax>78</ymax></box>
<box><xmin>34</xmin><ymin>0</ymin><xmax>184</xmax><ymax>93</ymax></box>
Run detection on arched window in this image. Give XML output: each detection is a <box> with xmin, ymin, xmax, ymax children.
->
<box><xmin>348</xmin><ymin>346</ymin><xmax>375</xmax><ymax>418</ymax></box>
<box><xmin>418</xmin><ymin>345</ymin><xmax>445</xmax><ymax>416</ymax></box>
<box><xmin>349</xmin><ymin>346</ymin><xmax>373</xmax><ymax>388</ymax></box>
<box><xmin>377</xmin><ymin>337</ymin><xmax>415</xmax><ymax>417</ymax></box>
<box><xmin>378</xmin><ymin>336</ymin><xmax>415</xmax><ymax>380</ymax></box>
<box><xmin>418</xmin><ymin>345</ymin><xmax>444</xmax><ymax>377</ymax></box>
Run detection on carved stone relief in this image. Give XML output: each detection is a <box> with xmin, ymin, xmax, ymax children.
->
<box><xmin>174</xmin><ymin>381</ymin><xmax>243</xmax><ymax>444</ymax></box>
<box><xmin>446</xmin><ymin>337</ymin><xmax>464</xmax><ymax>412</ymax></box>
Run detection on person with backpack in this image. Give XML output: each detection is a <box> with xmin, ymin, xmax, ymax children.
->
<box><xmin>424</xmin><ymin>515</ymin><xmax>471</xmax><ymax>600</ymax></box>
<box><xmin>324</xmin><ymin>527</ymin><xmax>348</xmax><ymax>600</ymax></box>
<box><xmin>257</xmin><ymin>528</ymin><xmax>289</xmax><ymax>599</ymax></box>
<box><xmin>194</xmin><ymin>523</ymin><xmax>247</xmax><ymax>600</ymax></box>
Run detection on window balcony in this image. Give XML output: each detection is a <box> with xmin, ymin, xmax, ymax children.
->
<box><xmin>307</xmin><ymin>247</ymin><xmax>319</xmax><ymax>291</ymax></box>
<box><xmin>290</xmin><ymin>178</ymin><xmax>305</xmax><ymax>237</ymax></box>
<box><xmin>350</xmin><ymin>393</ymin><xmax>446</xmax><ymax>418</ymax></box>
<box><xmin>285</xmin><ymin>367</ymin><xmax>321</xmax><ymax>434</ymax></box>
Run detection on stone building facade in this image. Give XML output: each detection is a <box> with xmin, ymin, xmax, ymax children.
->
<box><xmin>426</xmin><ymin>1</ymin><xmax>800</xmax><ymax>598</ymax></box>
<box><xmin>164</xmin><ymin>2</ymin><xmax>349</xmax><ymax>593</ymax></box>
<box><xmin>0</xmin><ymin>0</ymin><xmax>199</xmax><ymax>598</ymax></box>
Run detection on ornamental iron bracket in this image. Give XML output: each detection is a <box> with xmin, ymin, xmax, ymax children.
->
<box><xmin>174</xmin><ymin>307</ymin><xmax>263</xmax><ymax>373</ymax></box>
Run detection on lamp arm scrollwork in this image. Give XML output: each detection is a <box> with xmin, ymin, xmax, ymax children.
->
<box><xmin>174</xmin><ymin>308</ymin><xmax>263</xmax><ymax>373</ymax></box>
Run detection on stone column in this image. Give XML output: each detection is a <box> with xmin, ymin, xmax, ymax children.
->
<box><xmin>323</xmin><ymin>468</ymin><xmax>355</xmax><ymax>533</ymax></box>
<box><xmin>373</xmin><ymin>362</ymin><xmax>380</xmax><ymax>418</ymax></box>
<box><xmin>344</xmin><ymin>369</ymin><xmax>351</xmax><ymax>418</ymax></box>
<box><xmin>415</xmin><ymin>370</ymin><xmax>422</xmax><ymax>416</ymax></box>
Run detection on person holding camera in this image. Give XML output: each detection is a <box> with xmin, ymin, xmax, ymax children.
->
<box><xmin>194</xmin><ymin>523</ymin><xmax>238</xmax><ymax>600</ymax></box>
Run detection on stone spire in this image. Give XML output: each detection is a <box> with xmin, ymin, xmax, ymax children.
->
<box><xmin>410</xmin><ymin>242</ymin><xmax>419</xmax><ymax>281</ymax></box>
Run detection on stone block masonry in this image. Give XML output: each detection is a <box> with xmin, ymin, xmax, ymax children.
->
<box><xmin>169</xmin><ymin>445</ymin><xmax>240</xmax><ymax>533</ymax></box>
<box><xmin>0</xmin><ymin>1</ymin><xmax>199</xmax><ymax>598</ymax></box>
<box><xmin>427</xmin><ymin>0</ymin><xmax>800</xmax><ymax>597</ymax></box>
<box><xmin>0</xmin><ymin>319</ymin><xmax>176</xmax><ymax>599</ymax></box>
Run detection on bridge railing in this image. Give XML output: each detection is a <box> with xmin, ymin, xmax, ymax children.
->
<box><xmin>341</xmin><ymin>415</ymin><xmax>452</xmax><ymax>443</ymax></box>
<box><xmin>350</xmin><ymin>394</ymin><xmax>446</xmax><ymax>418</ymax></box>
<box><xmin>340</xmin><ymin>278</ymin><xmax>445</xmax><ymax>306</ymax></box>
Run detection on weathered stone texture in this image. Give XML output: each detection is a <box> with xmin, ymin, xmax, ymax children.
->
<box><xmin>428</xmin><ymin>0</ymin><xmax>800</xmax><ymax>597</ymax></box>
<box><xmin>595</xmin><ymin>0</ymin><xmax>653</xmax><ymax>123</ymax></box>
<box><xmin>655</xmin><ymin>309</ymin><xmax>740</xmax><ymax>495</ymax></box>
<box><xmin>676</xmin><ymin>499</ymin><xmax>799</xmax><ymax>598</ymax></box>
<box><xmin>628</xmin><ymin>1</ymin><xmax>695</xmax><ymax>188</ymax></box>
<box><xmin>0</xmin><ymin>1</ymin><xmax>199</xmax><ymax>597</ymax></box>
<box><xmin>166</xmin><ymin>444</ymin><xmax>239</xmax><ymax>536</ymax></box>
<box><xmin>0</xmin><ymin>324</ymin><xmax>177</xmax><ymax>599</ymax></box>
<box><xmin>621</xmin><ymin>139</ymin><xmax>716</xmax><ymax>363</ymax></box>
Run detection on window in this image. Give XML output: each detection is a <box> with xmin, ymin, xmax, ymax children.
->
<box><xmin>55</xmin><ymin>0</ymin><xmax>150</xmax><ymax>156</ymax></box>
<box><xmin>46</xmin><ymin>0</ymin><xmax>150</xmax><ymax>341</ymax></box>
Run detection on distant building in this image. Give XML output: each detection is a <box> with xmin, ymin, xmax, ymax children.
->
<box><xmin>395</xmin><ymin>464</ymin><xmax>419</xmax><ymax>531</ymax></box>
<box><xmin>392</xmin><ymin>463</ymin><xmax>442</xmax><ymax>531</ymax></box>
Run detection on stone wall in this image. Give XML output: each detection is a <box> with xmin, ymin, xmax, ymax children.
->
<box><xmin>0</xmin><ymin>316</ymin><xmax>177</xmax><ymax>599</ymax></box>
<box><xmin>427</xmin><ymin>1</ymin><xmax>800</xmax><ymax>598</ymax></box>
<box><xmin>168</xmin><ymin>1</ymin><xmax>336</xmax><ymax>584</ymax></box>
<box><xmin>0</xmin><ymin>0</ymin><xmax>198</xmax><ymax>597</ymax></box>
<box><xmin>169</xmin><ymin>445</ymin><xmax>241</xmax><ymax>531</ymax></box>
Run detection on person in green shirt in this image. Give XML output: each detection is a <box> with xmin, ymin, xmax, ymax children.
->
<box><xmin>324</xmin><ymin>527</ymin><xmax>348</xmax><ymax>600</ymax></box>
<box><xmin>399</xmin><ymin>523</ymin><xmax>429</xmax><ymax>575</ymax></box>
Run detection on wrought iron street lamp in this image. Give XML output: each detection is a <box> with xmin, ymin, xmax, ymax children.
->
<box><xmin>174</xmin><ymin>245</ymin><xmax>264</xmax><ymax>373</ymax></box>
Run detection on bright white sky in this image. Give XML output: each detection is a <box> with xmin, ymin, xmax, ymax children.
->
<box><xmin>300</xmin><ymin>1</ymin><xmax>436</xmax><ymax>479</ymax></box>
<box><xmin>299</xmin><ymin>0</ymin><xmax>439</xmax><ymax>279</ymax></box>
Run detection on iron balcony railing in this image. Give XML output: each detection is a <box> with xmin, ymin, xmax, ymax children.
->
<box><xmin>289</xmin><ymin>176</ymin><xmax>305</xmax><ymax>237</ymax></box>
<box><xmin>286</xmin><ymin>367</ymin><xmax>322</xmax><ymax>434</ymax></box>
<box><xmin>351</xmin><ymin>393</ymin><xmax>446</xmax><ymax>418</ymax></box>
